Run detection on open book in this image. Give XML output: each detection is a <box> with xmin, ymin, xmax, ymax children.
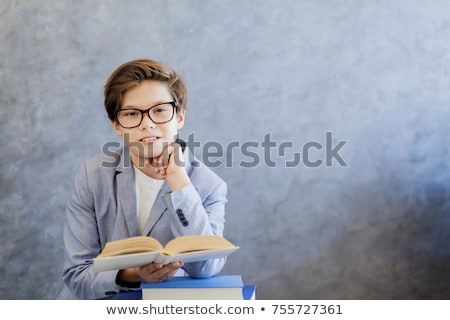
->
<box><xmin>92</xmin><ymin>235</ymin><xmax>239</xmax><ymax>272</ymax></box>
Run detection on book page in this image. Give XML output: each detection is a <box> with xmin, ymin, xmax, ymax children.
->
<box><xmin>98</xmin><ymin>236</ymin><xmax>163</xmax><ymax>257</ymax></box>
<box><xmin>163</xmin><ymin>235</ymin><xmax>237</xmax><ymax>255</ymax></box>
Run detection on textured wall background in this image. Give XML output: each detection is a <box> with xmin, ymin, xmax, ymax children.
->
<box><xmin>1</xmin><ymin>0</ymin><xmax>450</xmax><ymax>299</ymax></box>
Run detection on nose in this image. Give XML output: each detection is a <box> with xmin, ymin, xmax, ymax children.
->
<box><xmin>140</xmin><ymin>111</ymin><xmax>156</xmax><ymax>129</ymax></box>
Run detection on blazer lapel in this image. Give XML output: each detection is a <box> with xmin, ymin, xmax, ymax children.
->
<box><xmin>143</xmin><ymin>182</ymin><xmax>170</xmax><ymax>236</ymax></box>
<box><xmin>115</xmin><ymin>148</ymin><xmax>138</xmax><ymax>237</ymax></box>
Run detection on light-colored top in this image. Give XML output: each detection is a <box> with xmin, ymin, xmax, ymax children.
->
<box><xmin>133</xmin><ymin>166</ymin><xmax>165</xmax><ymax>235</ymax></box>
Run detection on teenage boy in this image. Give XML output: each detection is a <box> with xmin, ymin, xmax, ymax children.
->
<box><xmin>59</xmin><ymin>59</ymin><xmax>227</xmax><ymax>299</ymax></box>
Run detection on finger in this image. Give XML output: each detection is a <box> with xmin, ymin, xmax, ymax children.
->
<box><xmin>160</xmin><ymin>144</ymin><xmax>173</xmax><ymax>168</ymax></box>
<box><xmin>139</xmin><ymin>262</ymin><xmax>162</xmax><ymax>275</ymax></box>
<box><xmin>144</xmin><ymin>157</ymin><xmax>163</xmax><ymax>174</ymax></box>
<box><xmin>148</xmin><ymin>157</ymin><xmax>162</xmax><ymax>168</ymax></box>
<box><xmin>154</xmin><ymin>263</ymin><xmax>183</xmax><ymax>282</ymax></box>
<box><xmin>140</xmin><ymin>262</ymin><xmax>182</xmax><ymax>283</ymax></box>
<box><xmin>160</xmin><ymin>268</ymin><xmax>181</xmax><ymax>281</ymax></box>
<box><xmin>169</xmin><ymin>143</ymin><xmax>184</xmax><ymax>167</ymax></box>
<box><xmin>147</xmin><ymin>159</ymin><xmax>166</xmax><ymax>176</ymax></box>
<box><xmin>150</xmin><ymin>149</ymin><xmax>171</xmax><ymax>169</ymax></box>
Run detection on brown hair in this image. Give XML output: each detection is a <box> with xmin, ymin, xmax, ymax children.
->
<box><xmin>104</xmin><ymin>59</ymin><xmax>187</xmax><ymax>121</ymax></box>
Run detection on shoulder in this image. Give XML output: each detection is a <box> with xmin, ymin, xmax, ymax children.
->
<box><xmin>73</xmin><ymin>148</ymin><xmax>125</xmax><ymax>185</ymax></box>
<box><xmin>83</xmin><ymin>149</ymin><xmax>122</xmax><ymax>173</ymax></box>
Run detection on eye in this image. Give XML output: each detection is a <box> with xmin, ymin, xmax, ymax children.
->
<box><xmin>121</xmin><ymin>110</ymin><xmax>140</xmax><ymax>117</ymax></box>
<box><xmin>151</xmin><ymin>106</ymin><xmax>170</xmax><ymax>114</ymax></box>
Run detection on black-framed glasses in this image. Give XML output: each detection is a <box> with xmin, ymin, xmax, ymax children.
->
<box><xmin>115</xmin><ymin>101</ymin><xmax>178</xmax><ymax>128</ymax></box>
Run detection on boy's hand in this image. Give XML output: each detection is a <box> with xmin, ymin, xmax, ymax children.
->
<box><xmin>117</xmin><ymin>261</ymin><xmax>184</xmax><ymax>284</ymax></box>
<box><xmin>146</xmin><ymin>142</ymin><xmax>190</xmax><ymax>191</ymax></box>
<box><xmin>137</xmin><ymin>261</ymin><xmax>184</xmax><ymax>283</ymax></box>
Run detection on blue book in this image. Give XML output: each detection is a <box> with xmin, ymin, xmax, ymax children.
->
<box><xmin>141</xmin><ymin>275</ymin><xmax>246</xmax><ymax>300</ymax></box>
<box><xmin>242</xmin><ymin>285</ymin><xmax>257</xmax><ymax>300</ymax></box>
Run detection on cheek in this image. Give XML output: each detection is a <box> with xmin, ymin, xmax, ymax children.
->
<box><xmin>119</xmin><ymin>130</ymin><xmax>138</xmax><ymax>143</ymax></box>
<box><xmin>161</xmin><ymin>123</ymin><xmax>179</xmax><ymax>141</ymax></box>
<box><xmin>167</xmin><ymin>123</ymin><xmax>178</xmax><ymax>142</ymax></box>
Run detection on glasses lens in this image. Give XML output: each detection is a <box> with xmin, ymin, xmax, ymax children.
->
<box><xmin>117</xmin><ymin>109</ymin><xmax>142</xmax><ymax>128</ymax></box>
<box><xmin>149</xmin><ymin>103</ymin><xmax>174</xmax><ymax>124</ymax></box>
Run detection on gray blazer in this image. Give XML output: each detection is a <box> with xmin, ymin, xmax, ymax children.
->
<box><xmin>59</xmin><ymin>146</ymin><xmax>227</xmax><ymax>299</ymax></box>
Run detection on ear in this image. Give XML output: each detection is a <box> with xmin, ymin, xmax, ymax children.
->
<box><xmin>111</xmin><ymin>120</ymin><xmax>123</xmax><ymax>136</ymax></box>
<box><xmin>176</xmin><ymin>110</ymin><xmax>185</xmax><ymax>130</ymax></box>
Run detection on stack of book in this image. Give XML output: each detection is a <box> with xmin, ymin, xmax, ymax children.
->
<box><xmin>141</xmin><ymin>275</ymin><xmax>256</xmax><ymax>300</ymax></box>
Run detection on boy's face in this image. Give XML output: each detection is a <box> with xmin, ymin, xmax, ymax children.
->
<box><xmin>112</xmin><ymin>80</ymin><xmax>185</xmax><ymax>167</ymax></box>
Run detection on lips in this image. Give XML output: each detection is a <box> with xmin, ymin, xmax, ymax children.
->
<box><xmin>139</xmin><ymin>136</ymin><xmax>160</xmax><ymax>143</ymax></box>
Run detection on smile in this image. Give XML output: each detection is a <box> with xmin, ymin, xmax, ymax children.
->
<box><xmin>139</xmin><ymin>137</ymin><xmax>160</xmax><ymax>144</ymax></box>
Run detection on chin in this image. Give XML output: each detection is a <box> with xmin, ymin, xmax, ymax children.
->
<box><xmin>143</xmin><ymin>145</ymin><xmax>165</xmax><ymax>159</ymax></box>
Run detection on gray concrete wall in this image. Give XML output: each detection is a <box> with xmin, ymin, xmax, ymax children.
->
<box><xmin>1</xmin><ymin>0</ymin><xmax>450</xmax><ymax>299</ymax></box>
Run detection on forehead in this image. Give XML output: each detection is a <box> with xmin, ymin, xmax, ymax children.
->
<box><xmin>122</xmin><ymin>80</ymin><xmax>172</xmax><ymax>107</ymax></box>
